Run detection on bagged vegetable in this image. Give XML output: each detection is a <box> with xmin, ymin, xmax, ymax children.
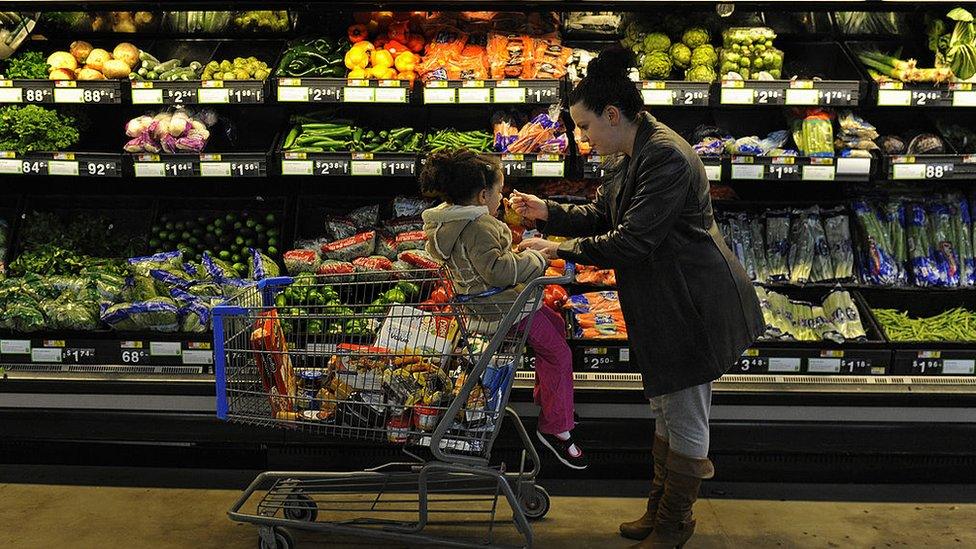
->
<box><xmin>171</xmin><ymin>289</ymin><xmax>212</xmax><ymax>332</ymax></box>
<box><xmin>398</xmin><ymin>250</ymin><xmax>440</xmax><ymax>270</ymax></box>
<box><xmin>40</xmin><ymin>299</ymin><xmax>99</xmax><ymax>331</ymax></box>
<box><xmin>352</xmin><ymin>255</ymin><xmax>394</xmax><ymax>281</ymax></box>
<box><xmin>955</xmin><ymin>196</ymin><xmax>976</xmax><ymax>286</ymax></box>
<box><xmin>907</xmin><ymin>203</ymin><xmax>940</xmax><ymax>287</ymax></box>
<box><xmin>487</xmin><ymin>33</ymin><xmax>534</xmax><ymax>79</ymax></box>
<box><xmin>393</xmin><ymin>196</ymin><xmax>434</xmax><ymax>218</ymax></box>
<box><xmin>149</xmin><ymin>268</ymin><xmax>195</xmax><ymax>294</ymax></box>
<box><xmin>749</xmin><ymin>216</ymin><xmax>770</xmax><ymax>283</ymax></box>
<box><xmin>202</xmin><ymin>252</ymin><xmax>238</xmax><ymax>282</ymax></box>
<box><xmin>101</xmin><ymin>297</ymin><xmax>180</xmax><ymax>332</ymax></box>
<box><xmin>220</xmin><ymin>277</ymin><xmax>252</xmax><ymax>299</ymax></box>
<box><xmin>321</xmin><ymin>231</ymin><xmax>376</xmax><ymax>261</ymax></box>
<box><xmin>927</xmin><ymin>202</ymin><xmax>960</xmax><ymax>287</ymax></box>
<box><xmin>809</xmin><ymin>209</ymin><xmax>835</xmax><ymax>283</ymax></box>
<box><xmin>121</xmin><ymin>275</ymin><xmax>158</xmax><ymax>302</ymax></box>
<box><xmin>1</xmin><ymin>302</ymin><xmax>45</xmax><ymax>332</ymax></box>
<box><xmin>788</xmin><ymin>210</ymin><xmax>816</xmax><ymax>284</ymax></box>
<box><xmin>801</xmin><ymin>111</ymin><xmax>834</xmax><ymax>157</ymax></box>
<box><xmin>375</xmin><ymin>232</ymin><xmax>398</xmax><ymax>259</ymax></box>
<box><xmin>316</xmin><ymin>260</ymin><xmax>356</xmax><ymax>281</ymax></box>
<box><xmin>249</xmin><ymin>248</ymin><xmax>281</xmax><ymax>280</ymax></box>
<box><xmin>765</xmin><ymin>210</ymin><xmax>791</xmax><ymax>281</ymax></box>
<box><xmin>823</xmin><ymin>208</ymin><xmax>854</xmax><ymax>281</ymax></box>
<box><xmin>394</xmin><ymin>230</ymin><xmax>427</xmax><ymax>253</ymax></box>
<box><xmin>728</xmin><ymin>213</ymin><xmax>757</xmax><ymax>280</ymax></box>
<box><xmin>283</xmin><ymin>249</ymin><xmax>321</xmax><ymax>275</ymax></box>
<box><xmin>853</xmin><ymin>200</ymin><xmax>901</xmax><ymax>286</ymax></box>
<box><xmin>128</xmin><ymin>251</ymin><xmax>183</xmax><ymax>277</ymax></box>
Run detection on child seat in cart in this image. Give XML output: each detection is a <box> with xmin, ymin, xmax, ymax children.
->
<box><xmin>213</xmin><ymin>264</ymin><xmax>575</xmax><ymax>549</ymax></box>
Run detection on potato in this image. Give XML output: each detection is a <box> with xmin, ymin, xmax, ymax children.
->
<box><xmin>112</xmin><ymin>42</ymin><xmax>140</xmax><ymax>68</ymax></box>
<box><xmin>49</xmin><ymin>68</ymin><xmax>77</xmax><ymax>80</ymax></box>
<box><xmin>78</xmin><ymin>67</ymin><xmax>106</xmax><ymax>80</ymax></box>
<box><xmin>101</xmin><ymin>59</ymin><xmax>131</xmax><ymax>79</ymax></box>
<box><xmin>46</xmin><ymin>51</ymin><xmax>78</xmax><ymax>71</ymax></box>
<box><xmin>70</xmin><ymin>40</ymin><xmax>93</xmax><ymax>64</ymax></box>
<box><xmin>85</xmin><ymin>48</ymin><xmax>111</xmax><ymax>72</ymax></box>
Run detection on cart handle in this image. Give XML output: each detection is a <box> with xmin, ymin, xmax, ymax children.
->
<box><xmin>430</xmin><ymin>262</ymin><xmax>576</xmax><ymax>465</ymax></box>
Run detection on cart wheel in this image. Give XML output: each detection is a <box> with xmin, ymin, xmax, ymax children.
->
<box><xmin>283</xmin><ymin>493</ymin><xmax>318</xmax><ymax>522</ymax></box>
<box><xmin>518</xmin><ymin>485</ymin><xmax>550</xmax><ymax>521</ymax></box>
<box><xmin>258</xmin><ymin>527</ymin><xmax>294</xmax><ymax>549</ymax></box>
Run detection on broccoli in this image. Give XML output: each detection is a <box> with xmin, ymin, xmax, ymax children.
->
<box><xmin>669</xmin><ymin>43</ymin><xmax>692</xmax><ymax>69</ymax></box>
<box><xmin>640</xmin><ymin>51</ymin><xmax>673</xmax><ymax>80</ymax></box>
<box><xmin>691</xmin><ymin>45</ymin><xmax>718</xmax><ymax>68</ymax></box>
<box><xmin>625</xmin><ymin>22</ymin><xmax>644</xmax><ymax>42</ymax></box>
<box><xmin>682</xmin><ymin>27</ymin><xmax>711</xmax><ymax>49</ymax></box>
<box><xmin>643</xmin><ymin>32</ymin><xmax>672</xmax><ymax>53</ymax></box>
<box><xmin>685</xmin><ymin>64</ymin><xmax>717</xmax><ymax>82</ymax></box>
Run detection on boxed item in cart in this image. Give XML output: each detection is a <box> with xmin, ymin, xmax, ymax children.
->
<box><xmin>373</xmin><ymin>305</ymin><xmax>458</xmax><ymax>366</ymax></box>
<box><xmin>251</xmin><ymin>310</ymin><xmax>297</xmax><ymax>418</ymax></box>
<box><xmin>336</xmin><ymin>391</ymin><xmax>388</xmax><ymax>429</ymax></box>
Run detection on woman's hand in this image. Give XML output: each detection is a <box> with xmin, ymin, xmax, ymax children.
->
<box><xmin>509</xmin><ymin>190</ymin><xmax>548</xmax><ymax>221</ymax></box>
<box><xmin>519</xmin><ymin>237</ymin><xmax>560</xmax><ymax>259</ymax></box>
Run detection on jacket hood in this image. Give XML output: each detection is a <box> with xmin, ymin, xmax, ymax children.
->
<box><xmin>422</xmin><ymin>203</ymin><xmax>489</xmax><ymax>261</ymax></box>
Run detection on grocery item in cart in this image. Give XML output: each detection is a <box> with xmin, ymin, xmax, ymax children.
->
<box><xmin>373</xmin><ymin>305</ymin><xmax>459</xmax><ymax>365</ymax></box>
<box><xmin>251</xmin><ymin>309</ymin><xmax>297</xmax><ymax>419</ymax></box>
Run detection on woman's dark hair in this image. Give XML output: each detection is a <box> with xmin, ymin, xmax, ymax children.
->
<box><xmin>568</xmin><ymin>45</ymin><xmax>643</xmax><ymax>121</ymax></box>
<box><xmin>419</xmin><ymin>149</ymin><xmax>503</xmax><ymax>204</ymax></box>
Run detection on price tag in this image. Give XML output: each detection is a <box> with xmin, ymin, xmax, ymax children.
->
<box><xmin>808</xmin><ymin>358</ymin><xmax>841</xmax><ymax>373</ymax></box>
<box><xmin>736</xmin><ymin>355</ymin><xmax>769</xmax><ymax>373</ymax></box>
<box><xmin>164</xmin><ymin>162</ymin><xmax>194</xmax><ymax>177</ymax></box>
<box><xmin>768</xmin><ymin>164</ymin><xmax>799</xmax><ymax>180</ymax></box>
<box><xmin>531</xmin><ymin>161</ymin><xmax>565</xmax><ymax>178</ymax></box>
<box><xmin>53</xmin><ymin>87</ymin><xmax>84</xmax><ymax>103</ymax></box>
<box><xmin>132</xmin><ymin>88</ymin><xmax>163</xmax><ymax>104</ymax></box>
<box><xmin>892</xmin><ymin>163</ymin><xmax>927</xmax><ymax>180</ymax></box>
<box><xmin>20</xmin><ymin>160</ymin><xmax>45</xmax><ymax>175</ymax></box>
<box><xmin>374</xmin><ymin>87</ymin><xmax>407</xmax><ymax>103</ymax></box>
<box><xmin>458</xmin><ymin>88</ymin><xmax>491</xmax><ymax>104</ymax></box>
<box><xmin>84</xmin><ymin>161</ymin><xmax>116</xmax><ymax>176</ymax></box>
<box><xmin>785</xmin><ymin>88</ymin><xmax>819</xmax><ymax>105</ymax></box>
<box><xmin>836</xmin><ymin>157</ymin><xmax>871</xmax><ymax>176</ymax></box>
<box><xmin>230</xmin><ymin>161</ymin><xmax>261</xmax><ymax>177</ymax></box>
<box><xmin>31</xmin><ymin>348</ymin><xmax>62</xmax><ymax>363</ymax></box>
<box><xmin>424</xmin><ymin>87</ymin><xmax>456</xmax><ymax>104</ymax></box>
<box><xmin>493</xmin><ymin>87</ymin><xmax>526</xmax><ymax>103</ymax></box>
<box><xmin>641</xmin><ymin>89</ymin><xmax>673</xmax><ymax>105</ymax></box>
<box><xmin>166</xmin><ymin>89</ymin><xmax>197</xmax><ymax>104</ymax></box>
<box><xmin>63</xmin><ymin>348</ymin><xmax>96</xmax><ymax>363</ymax></box>
<box><xmin>351</xmin><ymin>160</ymin><xmax>383</xmax><ymax>176</ymax></box>
<box><xmin>731</xmin><ymin>163</ymin><xmax>764</xmax><ymax>180</ymax></box>
<box><xmin>48</xmin><ymin>160</ymin><xmax>80</xmax><ymax>176</ymax></box>
<box><xmin>281</xmin><ymin>160</ymin><xmax>313</xmax><ymax>175</ymax></box>
<box><xmin>768</xmin><ymin>357</ymin><xmax>801</xmax><ymax>372</ymax></box>
<box><xmin>134</xmin><ymin>162</ymin><xmax>166</xmax><ymax>178</ymax></box>
<box><xmin>150</xmin><ymin>341</ymin><xmax>183</xmax><ymax>357</ymax></box>
<box><xmin>0</xmin><ymin>87</ymin><xmax>23</xmax><ymax>102</ymax></box>
<box><xmin>198</xmin><ymin>88</ymin><xmax>230</xmax><ymax>104</ymax></box>
<box><xmin>802</xmin><ymin>165</ymin><xmax>835</xmax><ymax>181</ymax></box>
<box><xmin>0</xmin><ymin>339</ymin><xmax>30</xmax><ymax>354</ymax></box>
<box><xmin>382</xmin><ymin>160</ymin><xmax>416</xmax><ymax>176</ymax></box>
<box><xmin>314</xmin><ymin>160</ymin><xmax>349</xmax><ymax>175</ymax></box>
<box><xmin>200</xmin><ymin>162</ymin><xmax>232</xmax><ymax>177</ymax></box>
<box><xmin>0</xmin><ymin>158</ymin><xmax>22</xmax><ymax>174</ymax></box>
<box><xmin>942</xmin><ymin>359</ymin><xmax>975</xmax><ymax>374</ymax></box>
<box><xmin>704</xmin><ymin>164</ymin><xmax>722</xmax><ymax>181</ymax></box>
<box><xmin>877</xmin><ymin>89</ymin><xmax>911</xmax><ymax>106</ymax></box>
<box><xmin>721</xmin><ymin>87</ymin><xmax>755</xmax><ymax>105</ymax></box>
<box><xmin>343</xmin><ymin>87</ymin><xmax>375</xmax><ymax>102</ymax></box>
<box><xmin>182</xmin><ymin>350</ymin><xmax>213</xmax><ymax>365</ymax></box>
<box><xmin>953</xmin><ymin>91</ymin><xmax>976</xmax><ymax>107</ymax></box>
<box><xmin>680</xmin><ymin>89</ymin><xmax>708</xmax><ymax>105</ymax></box>
<box><xmin>278</xmin><ymin>85</ymin><xmax>310</xmax><ymax>102</ymax></box>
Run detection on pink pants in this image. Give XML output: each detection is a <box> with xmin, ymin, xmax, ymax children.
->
<box><xmin>519</xmin><ymin>306</ymin><xmax>575</xmax><ymax>434</ymax></box>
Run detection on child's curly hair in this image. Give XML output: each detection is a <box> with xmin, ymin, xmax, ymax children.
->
<box><xmin>419</xmin><ymin>148</ymin><xmax>503</xmax><ymax>204</ymax></box>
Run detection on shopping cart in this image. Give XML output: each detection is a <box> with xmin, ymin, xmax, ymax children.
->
<box><xmin>213</xmin><ymin>263</ymin><xmax>574</xmax><ymax>549</ymax></box>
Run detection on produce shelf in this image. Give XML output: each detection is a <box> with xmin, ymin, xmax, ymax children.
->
<box><xmin>421</xmin><ymin>79</ymin><xmax>561</xmax><ymax>105</ymax></box>
<box><xmin>128</xmin><ymin>40</ymin><xmax>281</xmax><ymax>105</ymax></box>
<box><xmin>636</xmin><ymin>80</ymin><xmax>710</xmax><ymax>107</ymax></box>
<box><xmin>0</xmin><ymin>151</ymin><xmax>124</xmax><ymax>177</ymax></box>
<box><xmin>718</xmin><ymin>42</ymin><xmax>863</xmax><ymax>107</ymax></box>
<box><xmin>0</xmin><ymin>333</ymin><xmax>213</xmax><ymax>374</ymax></box>
<box><xmin>279</xmin><ymin>151</ymin><xmax>418</xmax><ymax>177</ymax></box>
<box><xmin>276</xmin><ymin>77</ymin><xmax>413</xmax><ymax>104</ymax></box>
<box><xmin>131</xmin><ymin>152</ymin><xmax>269</xmax><ymax>178</ymax></box>
<box><xmin>729</xmin><ymin>154</ymin><xmax>873</xmax><ymax>182</ymax></box>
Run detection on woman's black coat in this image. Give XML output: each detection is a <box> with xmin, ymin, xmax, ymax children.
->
<box><xmin>545</xmin><ymin>112</ymin><xmax>764</xmax><ymax>398</ymax></box>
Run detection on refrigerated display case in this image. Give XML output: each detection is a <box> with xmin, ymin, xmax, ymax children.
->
<box><xmin>2</xmin><ymin>1</ymin><xmax>976</xmax><ymax>481</ymax></box>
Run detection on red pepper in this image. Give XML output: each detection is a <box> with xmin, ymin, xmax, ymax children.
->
<box><xmin>406</xmin><ymin>33</ymin><xmax>426</xmax><ymax>54</ymax></box>
<box><xmin>374</xmin><ymin>35</ymin><xmax>389</xmax><ymax>49</ymax></box>
<box><xmin>388</xmin><ymin>21</ymin><xmax>409</xmax><ymax>44</ymax></box>
<box><xmin>347</xmin><ymin>24</ymin><xmax>368</xmax><ymax>44</ymax></box>
<box><xmin>430</xmin><ymin>287</ymin><xmax>449</xmax><ymax>304</ymax></box>
<box><xmin>384</xmin><ymin>40</ymin><xmax>409</xmax><ymax>55</ymax></box>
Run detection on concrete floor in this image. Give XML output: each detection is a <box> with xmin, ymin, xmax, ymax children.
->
<box><xmin>1</xmin><ymin>478</ymin><xmax>975</xmax><ymax>549</ymax></box>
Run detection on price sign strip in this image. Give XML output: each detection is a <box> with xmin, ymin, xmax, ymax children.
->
<box><xmin>721</xmin><ymin>80</ymin><xmax>859</xmax><ymax>106</ymax></box>
<box><xmin>0</xmin><ymin>152</ymin><xmax>123</xmax><ymax>177</ymax></box>
<box><xmin>637</xmin><ymin>81</ymin><xmax>710</xmax><ymax>107</ymax></box>
<box><xmin>0</xmin><ymin>81</ymin><xmax>122</xmax><ymax>104</ymax></box>
<box><xmin>422</xmin><ymin>80</ymin><xmax>559</xmax><ymax>105</ymax></box>
<box><xmin>738</xmin><ymin>348</ymin><xmax>890</xmax><ymax>375</ymax></box>
<box><xmin>131</xmin><ymin>81</ymin><xmax>266</xmax><ymax>105</ymax></box>
<box><xmin>499</xmin><ymin>154</ymin><xmax>566</xmax><ymax>178</ymax></box>
<box><xmin>888</xmin><ymin>155</ymin><xmax>976</xmax><ymax>181</ymax></box>
<box><xmin>876</xmin><ymin>83</ymin><xmax>976</xmax><ymax>108</ymax></box>
<box><xmin>133</xmin><ymin>154</ymin><xmax>268</xmax><ymax>178</ymax></box>
<box><xmin>729</xmin><ymin>156</ymin><xmax>870</xmax><ymax>182</ymax></box>
<box><xmin>281</xmin><ymin>152</ymin><xmax>418</xmax><ymax>177</ymax></box>
<box><xmin>276</xmin><ymin>79</ymin><xmax>412</xmax><ymax>104</ymax></box>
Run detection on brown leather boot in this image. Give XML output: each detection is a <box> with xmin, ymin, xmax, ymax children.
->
<box><xmin>619</xmin><ymin>435</ymin><xmax>669</xmax><ymax>540</ymax></box>
<box><xmin>632</xmin><ymin>450</ymin><xmax>714</xmax><ymax>549</ymax></box>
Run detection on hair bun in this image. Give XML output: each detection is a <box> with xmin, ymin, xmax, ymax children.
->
<box><xmin>586</xmin><ymin>45</ymin><xmax>636</xmax><ymax>80</ymax></box>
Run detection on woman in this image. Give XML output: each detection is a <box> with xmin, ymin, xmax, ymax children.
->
<box><xmin>513</xmin><ymin>47</ymin><xmax>763</xmax><ymax>548</ymax></box>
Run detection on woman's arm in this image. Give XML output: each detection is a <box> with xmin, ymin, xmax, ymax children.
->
<box><xmin>555</xmin><ymin>147</ymin><xmax>691</xmax><ymax>268</ymax></box>
<box><xmin>542</xmin><ymin>183</ymin><xmax>612</xmax><ymax>238</ymax></box>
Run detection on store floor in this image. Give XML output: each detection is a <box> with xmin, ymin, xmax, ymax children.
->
<box><xmin>1</xmin><ymin>469</ymin><xmax>975</xmax><ymax>548</ymax></box>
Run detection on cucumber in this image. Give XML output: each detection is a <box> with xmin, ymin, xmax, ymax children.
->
<box><xmin>154</xmin><ymin>59</ymin><xmax>181</xmax><ymax>73</ymax></box>
<box><xmin>139</xmin><ymin>51</ymin><xmax>160</xmax><ymax>65</ymax></box>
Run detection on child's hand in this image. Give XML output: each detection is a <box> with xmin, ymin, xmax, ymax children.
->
<box><xmin>509</xmin><ymin>190</ymin><xmax>548</xmax><ymax>221</ymax></box>
<box><xmin>519</xmin><ymin>237</ymin><xmax>559</xmax><ymax>259</ymax></box>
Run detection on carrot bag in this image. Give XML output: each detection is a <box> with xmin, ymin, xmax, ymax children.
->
<box><xmin>487</xmin><ymin>33</ymin><xmax>534</xmax><ymax>79</ymax></box>
<box><xmin>530</xmin><ymin>37</ymin><xmax>572</xmax><ymax>79</ymax></box>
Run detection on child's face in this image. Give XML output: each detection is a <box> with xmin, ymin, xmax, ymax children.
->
<box><xmin>479</xmin><ymin>170</ymin><xmax>504</xmax><ymax>214</ymax></box>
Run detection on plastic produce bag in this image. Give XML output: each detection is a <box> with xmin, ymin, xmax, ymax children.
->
<box><xmin>101</xmin><ymin>297</ymin><xmax>180</xmax><ymax>332</ymax></box>
<box><xmin>128</xmin><ymin>251</ymin><xmax>183</xmax><ymax>277</ymax></box>
<box><xmin>852</xmin><ymin>200</ymin><xmax>901</xmax><ymax>286</ymax></box>
<box><xmin>927</xmin><ymin>202</ymin><xmax>960</xmax><ymax>287</ymax></box>
<box><xmin>249</xmin><ymin>248</ymin><xmax>281</xmax><ymax>280</ymax></box>
<box><xmin>808</xmin><ymin>209</ymin><xmax>835</xmax><ymax>283</ymax></box>
<box><xmin>40</xmin><ymin>299</ymin><xmax>100</xmax><ymax>331</ymax></box>
<box><xmin>202</xmin><ymin>252</ymin><xmax>237</xmax><ymax>283</ymax></box>
<box><xmin>120</xmin><ymin>275</ymin><xmax>158</xmax><ymax>302</ymax></box>
<box><xmin>729</xmin><ymin>213</ymin><xmax>757</xmax><ymax>280</ymax></box>
<box><xmin>823</xmin><ymin>290</ymin><xmax>867</xmax><ymax>341</ymax></box>
<box><xmin>0</xmin><ymin>302</ymin><xmax>45</xmax><ymax>332</ymax></box>
<box><xmin>765</xmin><ymin>210</ymin><xmax>791</xmax><ymax>281</ymax></box>
<box><xmin>907</xmin><ymin>203</ymin><xmax>939</xmax><ymax>287</ymax></box>
<box><xmin>823</xmin><ymin>208</ymin><xmax>854</xmax><ymax>280</ymax></box>
<box><xmin>954</xmin><ymin>196</ymin><xmax>976</xmax><ymax>286</ymax></box>
<box><xmin>283</xmin><ymin>249</ymin><xmax>321</xmax><ymax>275</ymax></box>
<box><xmin>801</xmin><ymin>112</ymin><xmax>834</xmax><ymax>157</ymax></box>
<box><xmin>750</xmin><ymin>216</ymin><xmax>770</xmax><ymax>283</ymax></box>
<box><xmin>788</xmin><ymin>210</ymin><xmax>815</xmax><ymax>284</ymax></box>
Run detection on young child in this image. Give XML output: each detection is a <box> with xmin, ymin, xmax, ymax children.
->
<box><xmin>420</xmin><ymin>149</ymin><xmax>587</xmax><ymax>470</ymax></box>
